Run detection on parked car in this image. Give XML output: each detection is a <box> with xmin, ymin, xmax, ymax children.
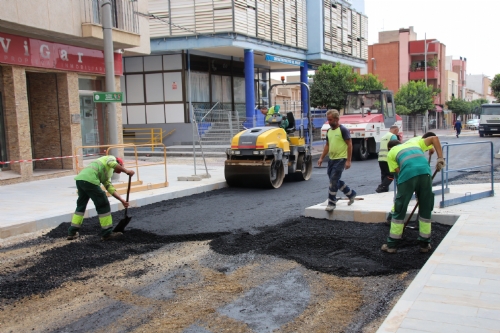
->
<box><xmin>465</xmin><ymin>119</ymin><xmax>480</xmax><ymax>130</ymax></box>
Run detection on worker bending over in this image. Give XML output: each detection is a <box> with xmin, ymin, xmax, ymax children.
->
<box><xmin>376</xmin><ymin>125</ymin><xmax>400</xmax><ymax>193</ymax></box>
<box><xmin>68</xmin><ymin>155</ymin><xmax>135</xmax><ymax>241</ymax></box>
<box><xmin>381</xmin><ymin>135</ymin><xmax>445</xmax><ymax>253</ymax></box>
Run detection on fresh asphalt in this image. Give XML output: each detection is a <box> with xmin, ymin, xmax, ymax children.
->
<box><xmin>123</xmin><ymin>133</ymin><xmax>500</xmax><ymax>237</ymax></box>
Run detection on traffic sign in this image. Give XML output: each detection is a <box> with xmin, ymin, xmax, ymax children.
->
<box><xmin>93</xmin><ymin>92</ymin><xmax>123</xmax><ymax>103</ymax></box>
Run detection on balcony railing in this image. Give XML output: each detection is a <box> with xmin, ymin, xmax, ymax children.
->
<box><xmin>82</xmin><ymin>0</ymin><xmax>139</xmax><ymax>34</ymax></box>
<box><xmin>148</xmin><ymin>0</ymin><xmax>307</xmax><ymax>50</ymax></box>
<box><xmin>409</xmin><ymin>69</ymin><xmax>439</xmax><ymax>81</ymax></box>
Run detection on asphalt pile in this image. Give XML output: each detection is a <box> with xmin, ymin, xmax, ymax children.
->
<box><xmin>211</xmin><ymin>217</ymin><xmax>451</xmax><ymax>277</ymax></box>
<box><xmin>0</xmin><ymin>220</ymin><xmax>227</xmax><ymax>302</ymax></box>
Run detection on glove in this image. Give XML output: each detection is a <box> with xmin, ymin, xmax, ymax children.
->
<box><xmin>436</xmin><ymin>157</ymin><xmax>445</xmax><ymax>171</ymax></box>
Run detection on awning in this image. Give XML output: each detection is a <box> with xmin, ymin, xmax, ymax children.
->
<box><xmin>434</xmin><ymin>105</ymin><xmax>443</xmax><ymax>112</ymax></box>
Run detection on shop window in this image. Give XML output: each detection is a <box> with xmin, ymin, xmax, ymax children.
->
<box><xmin>190</xmin><ymin>72</ymin><xmax>210</xmax><ymax>102</ymax></box>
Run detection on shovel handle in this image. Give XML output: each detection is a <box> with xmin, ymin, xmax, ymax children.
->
<box><xmin>124</xmin><ymin>174</ymin><xmax>132</xmax><ymax>215</ymax></box>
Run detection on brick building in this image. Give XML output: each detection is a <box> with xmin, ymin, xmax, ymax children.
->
<box><xmin>0</xmin><ymin>0</ymin><xmax>150</xmax><ymax>185</ymax></box>
<box><xmin>367</xmin><ymin>27</ymin><xmax>447</xmax><ymax>127</ymax></box>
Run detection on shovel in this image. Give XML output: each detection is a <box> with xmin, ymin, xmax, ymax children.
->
<box><xmin>113</xmin><ymin>174</ymin><xmax>132</xmax><ymax>233</ymax></box>
<box><xmin>402</xmin><ymin>166</ymin><xmax>439</xmax><ymax>236</ymax></box>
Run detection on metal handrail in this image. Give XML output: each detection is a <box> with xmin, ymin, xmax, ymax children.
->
<box><xmin>123</xmin><ymin>128</ymin><xmax>166</xmax><ymax>151</ymax></box>
<box><xmin>439</xmin><ymin>141</ymin><xmax>495</xmax><ymax>207</ymax></box>
<box><xmin>200</xmin><ymin>101</ymin><xmax>220</xmax><ymax>122</ymax></box>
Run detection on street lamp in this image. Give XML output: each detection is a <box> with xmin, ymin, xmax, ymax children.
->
<box><xmin>424</xmin><ymin>33</ymin><xmax>440</xmax><ymax>132</ymax></box>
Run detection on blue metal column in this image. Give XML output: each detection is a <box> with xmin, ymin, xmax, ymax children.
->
<box><xmin>244</xmin><ymin>49</ymin><xmax>255</xmax><ymax>129</ymax></box>
<box><xmin>300</xmin><ymin>64</ymin><xmax>309</xmax><ymax>142</ymax></box>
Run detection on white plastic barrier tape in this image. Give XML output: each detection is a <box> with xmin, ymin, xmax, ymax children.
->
<box><xmin>0</xmin><ymin>154</ymin><xmax>100</xmax><ymax>165</ymax></box>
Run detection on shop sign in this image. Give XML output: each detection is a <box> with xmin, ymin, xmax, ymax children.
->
<box><xmin>0</xmin><ymin>32</ymin><xmax>122</xmax><ymax>75</ymax></box>
<box><xmin>265</xmin><ymin>54</ymin><xmax>304</xmax><ymax>67</ymax></box>
<box><xmin>93</xmin><ymin>92</ymin><xmax>123</xmax><ymax>103</ymax></box>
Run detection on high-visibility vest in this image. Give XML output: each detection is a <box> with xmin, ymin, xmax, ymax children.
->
<box><xmin>378</xmin><ymin>132</ymin><xmax>396</xmax><ymax>162</ymax></box>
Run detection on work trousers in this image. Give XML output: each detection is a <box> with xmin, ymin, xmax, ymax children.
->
<box><xmin>378</xmin><ymin>161</ymin><xmax>394</xmax><ymax>189</ymax></box>
<box><xmin>69</xmin><ymin>180</ymin><xmax>113</xmax><ymax>237</ymax></box>
<box><xmin>387</xmin><ymin>174</ymin><xmax>434</xmax><ymax>248</ymax></box>
<box><xmin>327</xmin><ymin>159</ymin><xmax>356</xmax><ymax>206</ymax></box>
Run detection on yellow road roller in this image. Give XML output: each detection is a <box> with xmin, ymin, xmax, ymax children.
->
<box><xmin>224</xmin><ymin>81</ymin><xmax>313</xmax><ymax>189</ymax></box>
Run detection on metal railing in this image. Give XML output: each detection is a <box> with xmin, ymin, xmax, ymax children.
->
<box><xmin>438</xmin><ymin>141</ymin><xmax>495</xmax><ymax>207</ymax></box>
<box><xmin>74</xmin><ymin>143</ymin><xmax>168</xmax><ymax>195</ymax></box>
<box><xmin>123</xmin><ymin>128</ymin><xmax>175</xmax><ymax>151</ymax></box>
<box><xmin>82</xmin><ymin>0</ymin><xmax>140</xmax><ymax>34</ymax></box>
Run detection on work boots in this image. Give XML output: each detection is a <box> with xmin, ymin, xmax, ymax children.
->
<box><xmin>325</xmin><ymin>204</ymin><xmax>336</xmax><ymax>212</ymax></box>
<box><xmin>381</xmin><ymin>244</ymin><xmax>397</xmax><ymax>254</ymax></box>
<box><xmin>67</xmin><ymin>232</ymin><xmax>80</xmax><ymax>241</ymax></box>
<box><xmin>101</xmin><ymin>232</ymin><xmax>123</xmax><ymax>241</ymax></box>
<box><xmin>419</xmin><ymin>243</ymin><xmax>432</xmax><ymax>253</ymax></box>
<box><xmin>375</xmin><ymin>185</ymin><xmax>389</xmax><ymax>193</ymax></box>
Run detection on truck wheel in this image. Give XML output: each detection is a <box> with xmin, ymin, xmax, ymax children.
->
<box><xmin>479</xmin><ymin>132</ymin><xmax>484</xmax><ymax>137</ymax></box>
<box><xmin>353</xmin><ymin>143</ymin><xmax>369</xmax><ymax>161</ymax></box>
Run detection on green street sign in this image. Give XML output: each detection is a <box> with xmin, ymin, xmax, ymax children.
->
<box><xmin>93</xmin><ymin>92</ymin><xmax>123</xmax><ymax>103</ymax></box>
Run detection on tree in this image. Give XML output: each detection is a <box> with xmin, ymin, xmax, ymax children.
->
<box><xmin>491</xmin><ymin>74</ymin><xmax>500</xmax><ymax>102</ymax></box>
<box><xmin>394</xmin><ymin>80</ymin><xmax>434</xmax><ymax>137</ymax></box>
<box><xmin>470</xmin><ymin>98</ymin><xmax>489</xmax><ymax>115</ymax></box>
<box><xmin>309</xmin><ymin>63</ymin><xmax>358</xmax><ymax>110</ymax></box>
<box><xmin>354</xmin><ymin>73</ymin><xmax>386</xmax><ymax>91</ymax></box>
<box><xmin>446</xmin><ymin>97</ymin><xmax>471</xmax><ymax>116</ymax></box>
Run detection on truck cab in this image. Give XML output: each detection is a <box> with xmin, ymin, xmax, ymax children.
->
<box><xmin>321</xmin><ymin>90</ymin><xmax>403</xmax><ymax>160</ymax></box>
<box><xmin>478</xmin><ymin>103</ymin><xmax>500</xmax><ymax>137</ymax></box>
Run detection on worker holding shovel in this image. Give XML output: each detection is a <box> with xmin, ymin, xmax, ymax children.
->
<box><xmin>68</xmin><ymin>155</ymin><xmax>135</xmax><ymax>241</ymax></box>
<box><xmin>381</xmin><ymin>135</ymin><xmax>445</xmax><ymax>254</ymax></box>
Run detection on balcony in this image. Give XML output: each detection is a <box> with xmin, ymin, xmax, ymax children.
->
<box><xmin>81</xmin><ymin>0</ymin><xmax>140</xmax><ymax>49</ymax></box>
<box><xmin>409</xmin><ymin>68</ymin><xmax>439</xmax><ymax>81</ymax></box>
<box><xmin>409</xmin><ymin>40</ymin><xmax>439</xmax><ymax>55</ymax></box>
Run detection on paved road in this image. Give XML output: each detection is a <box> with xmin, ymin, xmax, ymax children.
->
<box><xmin>128</xmin><ymin>134</ymin><xmax>500</xmax><ymax>237</ymax></box>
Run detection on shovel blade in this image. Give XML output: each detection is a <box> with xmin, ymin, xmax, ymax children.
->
<box><xmin>113</xmin><ymin>215</ymin><xmax>132</xmax><ymax>233</ymax></box>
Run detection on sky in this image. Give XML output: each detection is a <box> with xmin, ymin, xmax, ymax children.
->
<box><xmin>365</xmin><ymin>0</ymin><xmax>500</xmax><ymax>78</ymax></box>
<box><xmin>272</xmin><ymin>0</ymin><xmax>500</xmax><ymax>81</ymax></box>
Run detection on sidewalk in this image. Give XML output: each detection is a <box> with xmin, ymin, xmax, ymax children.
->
<box><xmin>305</xmin><ymin>183</ymin><xmax>500</xmax><ymax>333</ymax></box>
<box><xmin>0</xmin><ymin>162</ymin><xmax>228</xmax><ymax>239</ymax></box>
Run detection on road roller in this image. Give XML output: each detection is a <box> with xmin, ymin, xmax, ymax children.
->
<box><xmin>224</xmin><ymin>81</ymin><xmax>313</xmax><ymax>189</ymax></box>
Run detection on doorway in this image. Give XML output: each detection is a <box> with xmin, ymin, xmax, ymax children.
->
<box><xmin>26</xmin><ymin>72</ymin><xmax>64</xmax><ymax>170</ymax></box>
<box><xmin>79</xmin><ymin>94</ymin><xmax>107</xmax><ymax>155</ymax></box>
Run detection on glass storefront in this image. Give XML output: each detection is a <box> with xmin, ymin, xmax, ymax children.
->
<box><xmin>78</xmin><ymin>78</ymin><xmax>106</xmax><ymax>155</ymax></box>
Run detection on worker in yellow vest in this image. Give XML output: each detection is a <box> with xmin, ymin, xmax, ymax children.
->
<box><xmin>68</xmin><ymin>155</ymin><xmax>135</xmax><ymax>241</ymax></box>
<box><xmin>317</xmin><ymin>109</ymin><xmax>357</xmax><ymax>212</ymax></box>
<box><xmin>376</xmin><ymin>125</ymin><xmax>400</xmax><ymax>193</ymax></box>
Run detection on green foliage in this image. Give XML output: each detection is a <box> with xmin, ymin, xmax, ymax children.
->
<box><xmin>470</xmin><ymin>98</ymin><xmax>489</xmax><ymax>114</ymax></box>
<box><xmin>446</xmin><ymin>98</ymin><xmax>489</xmax><ymax>115</ymax></box>
<box><xmin>395</xmin><ymin>104</ymin><xmax>411</xmax><ymax>115</ymax></box>
<box><xmin>446</xmin><ymin>97</ymin><xmax>471</xmax><ymax>115</ymax></box>
<box><xmin>427</xmin><ymin>57</ymin><xmax>438</xmax><ymax>69</ymax></box>
<box><xmin>394</xmin><ymin>80</ymin><xmax>434</xmax><ymax>115</ymax></box>
<box><xmin>309</xmin><ymin>63</ymin><xmax>384</xmax><ymax>110</ymax></box>
<box><xmin>491</xmin><ymin>74</ymin><xmax>500</xmax><ymax>101</ymax></box>
<box><xmin>410</xmin><ymin>62</ymin><xmax>417</xmax><ymax>72</ymax></box>
<box><xmin>354</xmin><ymin>73</ymin><xmax>386</xmax><ymax>91</ymax></box>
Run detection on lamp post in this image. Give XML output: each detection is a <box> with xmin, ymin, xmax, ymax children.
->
<box><xmin>424</xmin><ymin>33</ymin><xmax>439</xmax><ymax>132</ymax></box>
